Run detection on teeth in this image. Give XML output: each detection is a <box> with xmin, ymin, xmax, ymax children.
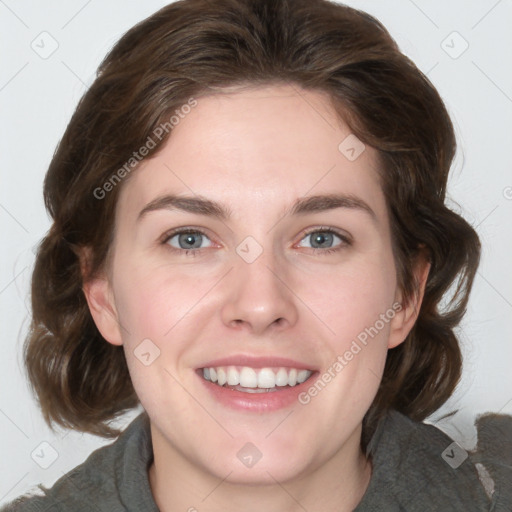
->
<box><xmin>201</xmin><ymin>365</ymin><xmax>313</xmax><ymax>389</ymax></box>
<box><xmin>240</xmin><ymin>367</ymin><xmax>257</xmax><ymax>387</ymax></box>
<box><xmin>227</xmin><ymin>367</ymin><xmax>239</xmax><ymax>386</ymax></box>
<box><xmin>275</xmin><ymin>368</ymin><xmax>289</xmax><ymax>386</ymax></box>
<box><xmin>297</xmin><ymin>369</ymin><xmax>310</xmax><ymax>383</ymax></box>
<box><xmin>257</xmin><ymin>368</ymin><xmax>275</xmax><ymax>388</ymax></box>
<box><xmin>217</xmin><ymin>368</ymin><xmax>227</xmax><ymax>386</ymax></box>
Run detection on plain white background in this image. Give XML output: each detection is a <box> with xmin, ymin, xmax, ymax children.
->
<box><xmin>1</xmin><ymin>0</ymin><xmax>511</xmax><ymax>504</ymax></box>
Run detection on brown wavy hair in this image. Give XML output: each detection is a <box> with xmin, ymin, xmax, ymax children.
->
<box><xmin>25</xmin><ymin>0</ymin><xmax>480</xmax><ymax>443</ymax></box>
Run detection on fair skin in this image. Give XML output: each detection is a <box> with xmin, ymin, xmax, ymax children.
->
<box><xmin>84</xmin><ymin>84</ymin><xmax>429</xmax><ymax>512</ymax></box>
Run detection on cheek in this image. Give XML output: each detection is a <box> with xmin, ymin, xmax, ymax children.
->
<box><xmin>110</xmin><ymin>262</ymin><xmax>208</xmax><ymax>406</ymax></box>
<box><xmin>294</xmin><ymin>256</ymin><xmax>397</xmax><ymax>427</ymax></box>
<box><xmin>111</xmin><ymin>256</ymin><xmax>208</xmax><ymax>344</ymax></box>
<box><xmin>298</xmin><ymin>251</ymin><xmax>397</xmax><ymax>345</ymax></box>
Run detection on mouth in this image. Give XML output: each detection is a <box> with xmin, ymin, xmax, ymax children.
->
<box><xmin>195</xmin><ymin>356</ymin><xmax>318</xmax><ymax>412</ymax></box>
<box><xmin>200</xmin><ymin>365</ymin><xmax>314</xmax><ymax>393</ymax></box>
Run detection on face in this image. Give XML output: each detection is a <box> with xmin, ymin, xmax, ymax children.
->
<box><xmin>86</xmin><ymin>84</ymin><xmax>418</xmax><ymax>485</ymax></box>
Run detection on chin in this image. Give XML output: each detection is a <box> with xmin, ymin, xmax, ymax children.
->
<box><xmin>214</xmin><ymin>458</ymin><xmax>308</xmax><ymax>486</ymax></box>
<box><xmin>198</xmin><ymin>437</ymin><xmax>314</xmax><ymax>486</ymax></box>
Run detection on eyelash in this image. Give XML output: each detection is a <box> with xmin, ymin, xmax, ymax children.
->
<box><xmin>160</xmin><ymin>226</ymin><xmax>351</xmax><ymax>257</ymax></box>
<box><xmin>160</xmin><ymin>228</ymin><xmax>211</xmax><ymax>258</ymax></box>
<box><xmin>304</xmin><ymin>227</ymin><xmax>352</xmax><ymax>254</ymax></box>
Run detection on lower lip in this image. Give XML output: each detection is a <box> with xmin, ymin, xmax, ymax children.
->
<box><xmin>197</xmin><ymin>371</ymin><xmax>315</xmax><ymax>412</ymax></box>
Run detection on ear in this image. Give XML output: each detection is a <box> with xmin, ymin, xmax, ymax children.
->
<box><xmin>80</xmin><ymin>249</ymin><xmax>123</xmax><ymax>346</ymax></box>
<box><xmin>388</xmin><ymin>251</ymin><xmax>431</xmax><ymax>349</ymax></box>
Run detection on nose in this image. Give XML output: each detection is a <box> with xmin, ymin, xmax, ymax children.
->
<box><xmin>220</xmin><ymin>249</ymin><xmax>299</xmax><ymax>335</ymax></box>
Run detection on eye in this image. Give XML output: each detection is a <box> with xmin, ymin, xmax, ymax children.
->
<box><xmin>296</xmin><ymin>228</ymin><xmax>349</xmax><ymax>251</ymax></box>
<box><xmin>164</xmin><ymin>229</ymin><xmax>213</xmax><ymax>251</ymax></box>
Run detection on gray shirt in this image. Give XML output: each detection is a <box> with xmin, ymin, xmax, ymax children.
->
<box><xmin>2</xmin><ymin>409</ymin><xmax>511</xmax><ymax>511</ymax></box>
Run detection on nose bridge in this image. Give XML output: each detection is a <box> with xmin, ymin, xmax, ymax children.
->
<box><xmin>220</xmin><ymin>242</ymin><xmax>298</xmax><ymax>333</ymax></box>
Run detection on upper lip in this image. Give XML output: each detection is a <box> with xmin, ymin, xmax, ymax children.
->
<box><xmin>197</xmin><ymin>355</ymin><xmax>317</xmax><ymax>371</ymax></box>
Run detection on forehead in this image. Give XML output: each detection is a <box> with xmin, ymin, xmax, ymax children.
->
<box><xmin>117</xmin><ymin>84</ymin><xmax>385</xmax><ymax>221</ymax></box>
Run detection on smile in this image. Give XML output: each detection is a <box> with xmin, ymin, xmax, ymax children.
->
<box><xmin>201</xmin><ymin>366</ymin><xmax>313</xmax><ymax>393</ymax></box>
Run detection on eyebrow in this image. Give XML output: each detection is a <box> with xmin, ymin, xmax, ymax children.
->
<box><xmin>138</xmin><ymin>195</ymin><xmax>231</xmax><ymax>221</ymax></box>
<box><xmin>290</xmin><ymin>194</ymin><xmax>376</xmax><ymax>220</ymax></box>
<box><xmin>137</xmin><ymin>193</ymin><xmax>376</xmax><ymax>222</ymax></box>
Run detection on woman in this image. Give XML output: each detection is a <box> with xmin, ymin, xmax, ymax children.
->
<box><xmin>3</xmin><ymin>0</ymin><xmax>511</xmax><ymax>510</ymax></box>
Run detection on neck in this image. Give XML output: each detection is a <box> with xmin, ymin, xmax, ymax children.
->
<box><xmin>148</xmin><ymin>424</ymin><xmax>372</xmax><ymax>512</ymax></box>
